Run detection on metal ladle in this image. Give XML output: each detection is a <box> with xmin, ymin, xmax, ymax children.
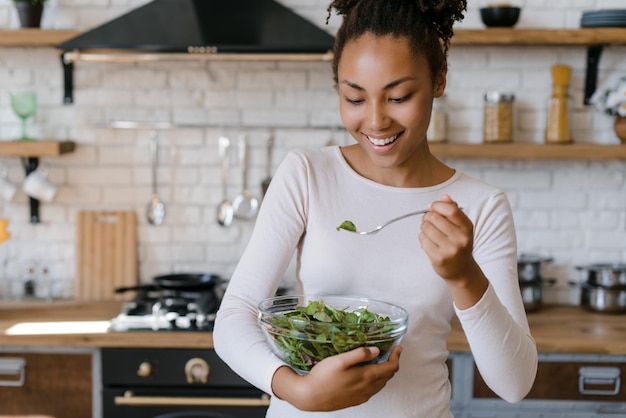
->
<box><xmin>233</xmin><ymin>135</ymin><xmax>259</xmax><ymax>219</ymax></box>
<box><xmin>146</xmin><ymin>131</ymin><xmax>166</xmax><ymax>225</ymax></box>
<box><xmin>216</xmin><ymin>136</ymin><xmax>234</xmax><ymax>227</ymax></box>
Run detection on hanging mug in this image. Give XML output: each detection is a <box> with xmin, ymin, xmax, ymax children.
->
<box><xmin>23</xmin><ymin>167</ymin><xmax>57</xmax><ymax>202</ymax></box>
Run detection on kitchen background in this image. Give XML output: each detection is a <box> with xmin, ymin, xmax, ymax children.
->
<box><xmin>0</xmin><ymin>0</ymin><xmax>624</xmax><ymax>304</ymax></box>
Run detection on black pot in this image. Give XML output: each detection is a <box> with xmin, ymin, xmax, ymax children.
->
<box><xmin>576</xmin><ymin>263</ymin><xmax>626</xmax><ymax>288</ymax></box>
<box><xmin>518</xmin><ymin>254</ymin><xmax>553</xmax><ymax>282</ymax></box>
<box><xmin>14</xmin><ymin>2</ymin><xmax>43</xmax><ymax>28</ymax></box>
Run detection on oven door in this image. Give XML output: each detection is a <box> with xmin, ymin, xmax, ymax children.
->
<box><xmin>103</xmin><ymin>387</ymin><xmax>270</xmax><ymax>418</ymax></box>
<box><xmin>101</xmin><ymin>348</ymin><xmax>270</xmax><ymax>418</ymax></box>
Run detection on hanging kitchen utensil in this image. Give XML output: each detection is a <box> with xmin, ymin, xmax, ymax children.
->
<box><xmin>261</xmin><ymin>135</ymin><xmax>274</xmax><ymax>197</ymax></box>
<box><xmin>232</xmin><ymin>135</ymin><xmax>259</xmax><ymax>219</ymax></box>
<box><xmin>216</xmin><ymin>136</ymin><xmax>234</xmax><ymax>227</ymax></box>
<box><xmin>146</xmin><ymin>131</ymin><xmax>166</xmax><ymax>225</ymax></box>
<box><xmin>75</xmin><ymin>210</ymin><xmax>138</xmax><ymax>301</ymax></box>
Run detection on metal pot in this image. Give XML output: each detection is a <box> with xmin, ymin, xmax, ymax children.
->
<box><xmin>519</xmin><ymin>278</ymin><xmax>556</xmax><ymax>312</ymax></box>
<box><xmin>578</xmin><ymin>283</ymin><xmax>626</xmax><ymax>313</ymax></box>
<box><xmin>517</xmin><ymin>254</ymin><xmax>553</xmax><ymax>282</ymax></box>
<box><xmin>576</xmin><ymin>263</ymin><xmax>626</xmax><ymax>288</ymax></box>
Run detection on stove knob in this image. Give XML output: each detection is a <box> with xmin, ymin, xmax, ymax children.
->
<box><xmin>185</xmin><ymin>358</ymin><xmax>209</xmax><ymax>384</ymax></box>
<box><xmin>137</xmin><ymin>361</ymin><xmax>153</xmax><ymax>378</ymax></box>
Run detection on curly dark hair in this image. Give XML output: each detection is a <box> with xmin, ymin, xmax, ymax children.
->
<box><xmin>326</xmin><ymin>0</ymin><xmax>466</xmax><ymax>86</ymax></box>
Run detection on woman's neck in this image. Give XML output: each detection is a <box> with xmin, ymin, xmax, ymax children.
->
<box><xmin>340</xmin><ymin>141</ymin><xmax>455</xmax><ymax>188</ymax></box>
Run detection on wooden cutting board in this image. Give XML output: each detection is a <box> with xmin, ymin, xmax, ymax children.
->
<box><xmin>75</xmin><ymin>211</ymin><xmax>138</xmax><ymax>301</ymax></box>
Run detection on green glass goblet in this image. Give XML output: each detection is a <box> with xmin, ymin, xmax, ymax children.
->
<box><xmin>10</xmin><ymin>91</ymin><xmax>38</xmax><ymax>141</ymax></box>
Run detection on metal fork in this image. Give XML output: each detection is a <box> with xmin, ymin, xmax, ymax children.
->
<box><xmin>340</xmin><ymin>207</ymin><xmax>464</xmax><ymax>235</ymax></box>
<box><xmin>341</xmin><ymin>209</ymin><xmax>429</xmax><ymax>235</ymax></box>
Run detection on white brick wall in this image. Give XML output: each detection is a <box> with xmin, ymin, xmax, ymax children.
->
<box><xmin>0</xmin><ymin>0</ymin><xmax>625</xmax><ymax>306</ymax></box>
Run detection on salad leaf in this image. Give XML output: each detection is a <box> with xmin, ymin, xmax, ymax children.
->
<box><xmin>264</xmin><ymin>299</ymin><xmax>401</xmax><ymax>372</ymax></box>
<box><xmin>336</xmin><ymin>220</ymin><xmax>357</xmax><ymax>232</ymax></box>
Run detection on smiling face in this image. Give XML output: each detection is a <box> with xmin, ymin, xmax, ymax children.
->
<box><xmin>338</xmin><ymin>33</ymin><xmax>446</xmax><ymax>184</ymax></box>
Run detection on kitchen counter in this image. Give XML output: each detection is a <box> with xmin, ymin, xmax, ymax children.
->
<box><xmin>2</xmin><ymin>301</ymin><xmax>626</xmax><ymax>354</ymax></box>
<box><xmin>0</xmin><ymin>300</ymin><xmax>214</xmax><ymax>349</ymax></box>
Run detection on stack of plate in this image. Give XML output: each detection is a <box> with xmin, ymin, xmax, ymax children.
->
<box><xmin>581</xmin><ymin>9</ymin><xmax>626</xmax><ymax>28</ymax></box>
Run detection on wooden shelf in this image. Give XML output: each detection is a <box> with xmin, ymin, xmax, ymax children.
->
<box><xmin>2</xmin><ymin>28</ymin><xmax>626</xmax><ymax>49</ymax></box>
<box><xmin>452</xmin><ymin>28</ymin><xmax>626</xmax><ymax>46</ymax></box>
<box><xmin>430</xmin><ymin>143</ymin><xmax>626</xmax><ymax>160</ymax></box>
<box><xmin>0</xmin><ymin>29</ymin><xmax>80</xmax><ymax>47</ymax></box>
<box><xmin>0</xmin><ymin>140</ymin><xmax>75</xmax><ymax>157</ymax></box>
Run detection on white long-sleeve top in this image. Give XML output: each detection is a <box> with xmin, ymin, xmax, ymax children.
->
<box><xmin>213</xmin><ymin>146</ymin><xmax>537</xmax><ymax>417</ymax></box>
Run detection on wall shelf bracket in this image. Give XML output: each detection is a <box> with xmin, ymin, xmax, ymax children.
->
<box><xmin>61</xmin><ymin>53</ymin><xmax>74</xmax><ymax>104</ymax></box>
<box><xmin>20</xmin><ymin>157</ymin><xmax>41</xmax><ymax>224</ymax></box>
<box><xmin>584</xmin><ymin>45</ymin><xmax>604</xmax><ymax>106</ymax></box>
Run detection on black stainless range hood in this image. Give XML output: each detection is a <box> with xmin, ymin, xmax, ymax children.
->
<box><xmin>57</xmin><ymin>0</ymin><xmax>334</xmax><ymax>53</ymax></box>
<box><xmin>57</xmin><ymin>0</ymin><xmax>335</xmax><ymax>103</ymax></box>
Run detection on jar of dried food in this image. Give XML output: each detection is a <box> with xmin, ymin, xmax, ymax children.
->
<box><xmin>545</xmin><ymin>64</ymin><xmax>573</xmax><ymax>144</ymax></box>
<box><xmin>483</xmin><ymin>91</ymin><xmax>515</xmax><ymax>143</ymax></box>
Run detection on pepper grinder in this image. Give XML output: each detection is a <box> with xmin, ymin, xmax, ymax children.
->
<box><xmin>545</xmin><ymin>64</ymin><xmax>573</xmax><ymax>144</ymax></box>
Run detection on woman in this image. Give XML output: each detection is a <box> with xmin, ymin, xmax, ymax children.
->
<box><xmin>213</xmin><ymin>0</ymin><xmax>537</xmax><ymax>416</ymax></box>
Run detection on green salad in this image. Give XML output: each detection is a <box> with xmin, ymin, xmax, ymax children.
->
<box><xmin>263</xmin><ymin>299</ymin><xmax>399</xmax><ymax>372</ymax></box>
<box><xmin>336</xmin><ymin>220</ymin><xmax>357</xmax><ymax>232</ymax></box>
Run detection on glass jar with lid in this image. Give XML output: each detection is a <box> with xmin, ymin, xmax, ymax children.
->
<box><xmin>483</xmin><ymin>91</ymin><xmax>515</xmax><ymax>143</ymax></box>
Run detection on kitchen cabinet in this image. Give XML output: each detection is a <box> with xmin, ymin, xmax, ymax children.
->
<box><xmin>449</xmin><ymin>352</ymin><xmax>626</xmax><ymax>417</ymax></box>
<box><xmin>0</xmin><ymin>349</ymin><xmax>93</xmax><ymax>417</ymax></box>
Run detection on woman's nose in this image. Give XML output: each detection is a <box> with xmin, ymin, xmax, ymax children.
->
<box><xmin>368</xmin><ymin>102</ymin><xmax>390</xmax><ymax>130</ymax></box>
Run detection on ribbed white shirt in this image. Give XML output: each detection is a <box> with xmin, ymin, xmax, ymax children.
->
<box><xmin>214</xmin><ymin>146</ymin><xmax>537</xmax><ymax>417</ymax></box>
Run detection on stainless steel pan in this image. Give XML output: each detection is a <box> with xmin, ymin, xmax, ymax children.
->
<box><xmin>576</xmin><ymin>263</ymin><xmax>626</xmax><ymax>288</ymax></box>
<box><xmin>570</xmin><ymin>281</ymin><xmax>626</xmax><ymax>313</ymax></box>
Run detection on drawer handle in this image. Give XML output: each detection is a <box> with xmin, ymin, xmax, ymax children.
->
<box><xmin>0</xmin><ymin>358</ymin><xmax>26</xmax><ymax>387</ymax></box>
<box><xmin>114</xmin><ymin>391</ymin><xmax>271</xmax><ymax>407</ymax></box>
<box><xmin>579</xmin><ymin>366</ymin><xmax>621</xmax><ymax>396</ymax></box>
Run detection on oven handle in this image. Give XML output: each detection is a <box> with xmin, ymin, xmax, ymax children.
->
<box><xmin>115</xmin><ymin>391</ymin><xmax>271</xmax><ymax>407</ymax></box>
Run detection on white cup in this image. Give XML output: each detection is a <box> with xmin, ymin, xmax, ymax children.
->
<box><xmin>0</xmin><ymin>175</ymin><xmax>17</xmax><ymax>202</ymax></box>
<box><xmin>23</xmin><ymin>168</ymin><xmax>57</xmax><ymax>202</ymax></box>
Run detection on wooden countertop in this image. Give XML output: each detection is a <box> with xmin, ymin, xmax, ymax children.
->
<box><xmin>0</xmin><ymin>300</ymin><xmax>214</xmax><ymax>349</ymax></box>
<box><xmin>2</xmin><ymin>301</ymin><xmax>626</xmax><ymax>354</ymax></box>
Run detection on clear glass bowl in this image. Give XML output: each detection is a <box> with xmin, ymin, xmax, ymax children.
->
<box><xmin>258</xmin><ymin>295</ymin><xmax>408</xmax><ymax>374</ymax></box>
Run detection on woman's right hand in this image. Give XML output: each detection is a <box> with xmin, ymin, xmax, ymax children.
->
<box><xmin>271</xmin><ymin>345</ymin><xmax>402</xmax><ymax>411</ymax></box>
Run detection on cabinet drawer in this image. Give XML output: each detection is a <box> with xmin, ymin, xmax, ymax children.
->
<box><xmin>0</xmin><ymin>352</ymin><xmax>92</xmax><ymax>417</ymax></box>
<box><xmin>474</xmin><ymin>361</ymin><xmax>626</xmax><ymax>401</ymax></box>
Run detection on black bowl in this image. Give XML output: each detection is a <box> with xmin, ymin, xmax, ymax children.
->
<box><xmin>480</xmin><ymin>6</ymin><xmax>521</xmax><ymax>27</ymax></box>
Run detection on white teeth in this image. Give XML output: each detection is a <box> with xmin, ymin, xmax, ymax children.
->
<box><xmin>366</xmin><ymin>134</ymin><xmax>399</xmax><ymax>146</ymax></box>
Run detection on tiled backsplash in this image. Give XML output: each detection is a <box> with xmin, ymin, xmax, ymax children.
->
<box><xmin>0</xmin><ymin>0</ymin><xmax>625</xmax><ymax>305</ymax></box>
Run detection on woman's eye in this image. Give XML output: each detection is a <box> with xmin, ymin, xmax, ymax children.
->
<box><xmin>345</xmin><ymin>98</ymin><xmax>364</xmax><ymax>105</ymax></box>
<box><xmin>390</xmin><ymin>94</ymin><xmax>412</xmax><ymax>103</ymax></box>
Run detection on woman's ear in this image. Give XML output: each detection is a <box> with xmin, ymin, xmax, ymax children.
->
<box><xmin>434</xmin><ymin>70</ymin><xmax>447</xmax><ymax>98</ymax></box>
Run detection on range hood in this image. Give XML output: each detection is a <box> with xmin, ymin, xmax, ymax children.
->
<box><xmin>57</xmin><ymin>0</ymin><xmax>335</xmax><ymax>103</ymax></box>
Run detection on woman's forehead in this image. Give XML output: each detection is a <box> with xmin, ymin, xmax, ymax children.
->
<box><xmin>338</xmin><ymin>34</ymin><xmax>431</xmax><ymax>85</ymax></box>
